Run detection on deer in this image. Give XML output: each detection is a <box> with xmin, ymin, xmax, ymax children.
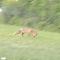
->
<box><xmin>15</xmin><ymin>27</ymin><xmax>37</xmax><ymax>37</ymax></box>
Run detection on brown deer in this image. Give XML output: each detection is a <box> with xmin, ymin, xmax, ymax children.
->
<box><xmin>15</xmin><ymin>27</ymin><xmax>37</xmax><ymax>37</ymax></box>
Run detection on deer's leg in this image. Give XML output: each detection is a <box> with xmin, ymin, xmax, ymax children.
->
<box><xmin>21</xmin><ymin>32</ymin><xmax>24</xmax><ymax>36</ymax></box>
<box><xmin>32</xmin><ymin>32</ymin><xmax>37</xmax><ymax>38</ymax></box>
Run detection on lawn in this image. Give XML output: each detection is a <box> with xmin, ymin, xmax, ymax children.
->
<box><xmin>0</xmin><ymin>24</ymin><xmax>60</xmax><ymax>60</ymax></box>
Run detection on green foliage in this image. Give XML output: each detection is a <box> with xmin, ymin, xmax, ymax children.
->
<box><xmin>0</xmin><ymin>16</ymin><xmax>5</xmax><ymax>24</ymax></box>
<box><xmin>8</xmin><ymin>16</ymin><xmax>23</xmax><ymax>26</ymax></box>
<box><xmin>0</xmin><ymin>0</ymin><xmax>60</xmax><ymax>32</ymax></box>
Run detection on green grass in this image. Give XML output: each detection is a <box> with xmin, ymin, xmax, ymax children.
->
<box><xmin>0</xmin><ymin>24</ymin><xmax>60</xmax><ymax>60</ymax></box>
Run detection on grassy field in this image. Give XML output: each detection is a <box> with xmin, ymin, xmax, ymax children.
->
<box><xmin>0</xmin><ymin>24</ymin><xmax>60</xmax><ymax>60</ymax></box>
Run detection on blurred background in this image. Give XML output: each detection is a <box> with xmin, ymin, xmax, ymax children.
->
<box><xmin>0</xmin><ymin>1</ymin><xmax>60</xmax><ymax>60</ymax></box>
<box><xmin>0</xmin><ymin>0</ymin><xmax>60</xmax><ymax>32</ymax></box>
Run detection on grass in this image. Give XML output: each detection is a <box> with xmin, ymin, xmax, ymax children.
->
<box><xmin>0</xmin><ymin>24</ymin><xmax>60</xmax><ymax>60</ymax></box>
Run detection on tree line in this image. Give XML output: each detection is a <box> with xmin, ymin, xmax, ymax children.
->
<box><xmin>0</xmin><ymin>0</ymin><xmax>60</xmax><ymax>32</ymax></box>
